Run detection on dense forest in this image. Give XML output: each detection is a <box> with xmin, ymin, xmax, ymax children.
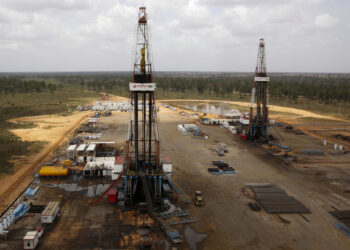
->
<box><xmin>1</xmin><ymin>72</ymin><xmax>350</xmax><ymax>103</ymax></box>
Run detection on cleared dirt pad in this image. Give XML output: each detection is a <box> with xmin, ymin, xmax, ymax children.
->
<box><xmin>2</xmin><ymin>96</ymin><xmax>350</xmax><ymax>249</ymax></box>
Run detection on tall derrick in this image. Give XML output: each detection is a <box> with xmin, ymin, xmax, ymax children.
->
<box><xmin>124</xmin><ymin>7</ymin><xmax>162</xmax><ymax>210</ymax></box>
<box><xmin>248</xmin><ymin>38</ymin><xmax>270</xmax><ymax>142</ymax></box>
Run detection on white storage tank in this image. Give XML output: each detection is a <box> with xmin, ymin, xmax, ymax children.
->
<box><xmin>23</xmin><ymin>231</ymin><xmax>39</xmax><ymax>249</ymax></box>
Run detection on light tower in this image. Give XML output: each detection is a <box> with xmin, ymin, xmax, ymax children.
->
<box><xmin>124</xmin><ymin>6</ymin><xmax>162</xmax><ymax>210</ymax></box>
<box><xmin>248</xmin><ymin>38</ymin><xmax>270</xmax><ymax>142</ymax></box>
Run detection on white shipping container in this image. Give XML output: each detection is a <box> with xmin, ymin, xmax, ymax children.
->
<box><xmin>163</xmin><ymin>163</ymin><xmax>172</xmax><ymax>173</ymax></box>
<box><xmin>23</xmin><ymin>231</ymin><xmax>39</xmax><ymax>249</ymax></box>
<box><xmin>41</xmin><ymin>202</ymin><xmax>60</xmax><ymax>224</ymax></box>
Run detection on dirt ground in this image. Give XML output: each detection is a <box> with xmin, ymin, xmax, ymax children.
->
<box><xmin>0</xmin><ymin>96</ymin><xmax>129</xmax><ymax>213</ymax></box>
<box><xmin>156</xmin><ymin>106</ymin><xmax>350</xmax><ymax>250</ymax></box>
<box><xmin>1</xmin><ymin>97</ymin><xmax>350</xmax><ymax>249</ymax></box>
<box><xmin>0</xmin><ymin>111</ymin><xmax>95</xmax><ymax>212</ymax></box>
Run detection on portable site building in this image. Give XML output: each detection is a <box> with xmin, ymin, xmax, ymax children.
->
<box><xmin>177</xmin><ymin>124</ymin><xmax>187</xmax><ymax>135</ymax></box>
<box><xmin>86</xmin><ymin>144</ymin><xmax>96</xmax><ymax>162</ymax></box>
<box><xmin>23</xmin><ymin>231</ymin><xmax>39</xmax><ymax>249</ymax></box>
<box><xmin>161</xmin><ymin>156</ymin><xmax>172</xmax><ymax>173</ymax></box>
<box><xmin>84</xmin><ymin>157</ymin><xmax>122</xmax><ymax>179</ymax></box>
<box><xmin>77</xmin><ymin>144</ymin><xmax>87</xmax><ymax>163</ymax></box>
<box><xmin>67</xmin><ymin>144</ymin><xmax>77</xmax><ymax>162</ymax></box>
<box><xmin>84</xmin><ymin>162</ymin><xmax>110</xmax><ymax>177</ymax></box>
<box><xmin>41</xmin><ymin>202</ymin><xmax>60</xmax><ymax>224</ymax></box>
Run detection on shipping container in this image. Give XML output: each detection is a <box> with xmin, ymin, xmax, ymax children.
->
<box><xmin>41</xmin><ymin>202</ymin><xmax>60</xmax><ymax>224</ymax></box>
<box><xmin>23</xmin><ymin>231</ymin><xmax>39</xmax><ymax>249</ymax></box>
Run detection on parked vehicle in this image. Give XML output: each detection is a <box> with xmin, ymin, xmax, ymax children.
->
<box><xmin>193</xmin><ymin>191</ymin><xmax>205</xmax><ymax>206</ymax></box>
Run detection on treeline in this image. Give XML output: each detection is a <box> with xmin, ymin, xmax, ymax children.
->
<box><xmin>1</xmin><ymin>72</ymin><xmax>350</xmax><ymax>103</ymax></box>
<box><xmin>155</xmin><ymin>73</ymin><xmax>350</xmax><ymax>103</ymax></box>
<box><xmin>0</xmin><ymin>77</ymin><xmax>59</xmax><ymax>94</ymax></box>
<box><xmin>59</xmin><ymin>72</ymin><xmax>350</xmax><ymax>103</ymax></box>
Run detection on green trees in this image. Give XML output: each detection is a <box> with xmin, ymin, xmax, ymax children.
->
<box><xmin>1</xmin><ymin>72</ymin><xmax>349</xmax><ymax>103</ymax></box>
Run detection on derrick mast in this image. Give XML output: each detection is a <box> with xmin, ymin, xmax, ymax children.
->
<box><xmin>124</xmin><ymin>7</ymin><xmax>162</xmax><ymax>210</ymax></box>
<box><xmin>248</xmin><ymin>38</ymin><xmax>270</xmax><ymax>142</ymax></box>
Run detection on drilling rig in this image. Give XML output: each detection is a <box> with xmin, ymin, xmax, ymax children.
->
<box><xmin>123</xmin><ymin>7</ymin><xmax>163</xmax><ymax>211</ymax></box>
<box><xmin>248</xmin><ymin>38</ymin><xmax>270</xmax><ymax>142</ymax></box>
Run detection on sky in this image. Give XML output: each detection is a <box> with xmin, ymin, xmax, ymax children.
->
<box><xmin>0</xmin><ymin>0</ymin><xmax>349</xmax><ymax>73</ymax></box>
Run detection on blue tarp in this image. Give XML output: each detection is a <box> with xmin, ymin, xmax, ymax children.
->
<box><xmin>13</xmin><ymin>202</ymin><xmax>29</xmax><ymax>220</ymax></box>
<box><xmin>24</xmin><ymin>186</ymin><xmax>39</xmax><ymax>197</ymax></box>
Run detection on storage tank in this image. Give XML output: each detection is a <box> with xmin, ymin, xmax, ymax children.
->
<box><xmin>39</xmin><ymin>167</ymin><xmax>69</xmax><ymax>177</ymax></box>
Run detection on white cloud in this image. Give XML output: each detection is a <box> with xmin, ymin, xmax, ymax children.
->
<box><xmin>203</xmin><ymin>0</ymin><xmax>289</xmax><ymax>6</ymax></box>
<box><xmin>1</xmin><ymin>0</ymin><xmax>93</xmax><ymax>12</ymax></box>
<box><xmin>0</xmin><ymin>0</ymin><xmax>348</xmax><ymax>72</ymax></box>
<box><xmin>314</xmin><ymin>14</ymin><xmax>338</xmax><ymax>29</ymax></box>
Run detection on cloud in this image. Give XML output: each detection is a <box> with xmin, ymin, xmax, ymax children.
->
<box><xmin>314</xmin><ymin>14</ymin><xmax>338</xmax><ymax>29</ymax></box>
<box><xmin>0</xmin><ymin>0</ymin><xmax>348</xmax><ymax>72</ymax></box>
<box><xmin>203</xmin><ymin>0</ymin><xmax>289</xmax><ymax>6</ymax></box>
<box><xmin>1</xmin><ymin>0</ymin><xmax>93</xmax><ymax>12</ymax></box>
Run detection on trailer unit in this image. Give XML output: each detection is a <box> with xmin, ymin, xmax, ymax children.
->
<box><xmin>41</xmin><ymin>202</ymin><xmax>60</xmax><ymax>224</ymax></box>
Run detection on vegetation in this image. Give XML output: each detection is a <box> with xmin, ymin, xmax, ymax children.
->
<box><xmin>0</xmin><ymin>76</ymin><xmax>101</xmax><ymax>172</ymax></box>
<box><xmin>45</xmin><ymin>71</ymin><xmax>350</xmax><ymax>118</ymax></box>
<box><xmin>0</xmin><ymin>71</ymin><xmax>349</xmax><ymax>173</ymax></box>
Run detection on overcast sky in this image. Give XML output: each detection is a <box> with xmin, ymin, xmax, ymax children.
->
<box><xmin>0</xmin><ymin>0</ymin><xmax>349</xmax><ymax>72</ymax></box>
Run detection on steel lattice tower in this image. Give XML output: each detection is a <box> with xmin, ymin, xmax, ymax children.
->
<box><xmin>248</xmin><ymin>38</ymin><xmax>270</xmax><ymax>142</ymax></box>
<box><xmin>124</xmin><ymin>7</ymin><xmax>162</xmax><ymax>210</ymax></box>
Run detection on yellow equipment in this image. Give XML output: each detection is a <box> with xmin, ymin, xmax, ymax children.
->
<box><xmin>63</xmin><ymin>160</ymin><xmax>71</xmax><ymax>166</ymax></box>
<box><xmin>140</xmin><ymin>46</ymin><xmax>146</xmax><ymax>72</ymax></box>
<box><xmin>39</xmin><ymin>166</ymin><xmax>69</xmax><ymax>177</ymax></box>
<box><xmin>193</xmin><ymin>191</ymin><xmax>205</xmax><ymax>206</ymax></box>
